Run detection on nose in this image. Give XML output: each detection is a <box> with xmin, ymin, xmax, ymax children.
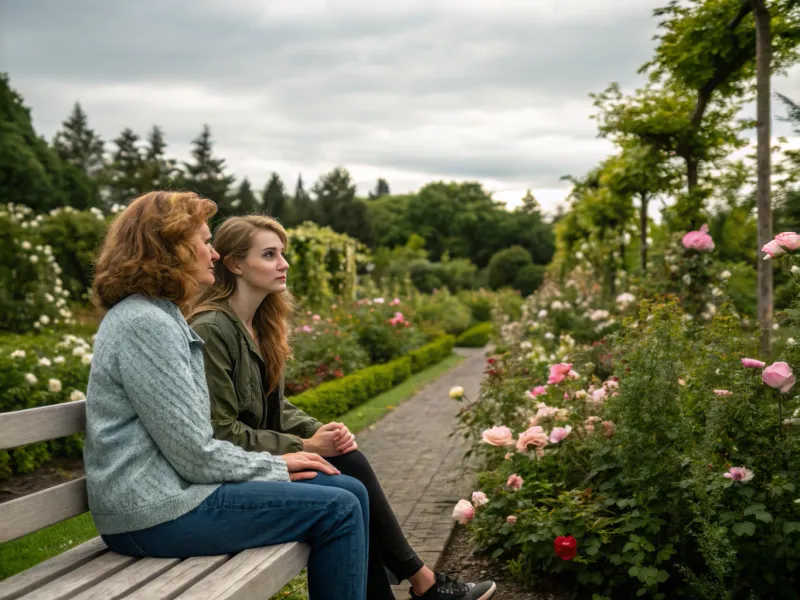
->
<box><xmin>210</xmin><ymin>246</ymin><xmax>220</xmax><ymax>262</ymax></box>
<box><xmin>278</xmin><ymin>254</ymin><xmax>289</xmax><ymax>272</ymax></box>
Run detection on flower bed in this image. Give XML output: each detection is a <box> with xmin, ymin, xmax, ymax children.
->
<box><xmin>448</xmin><ymin>229</ymin><xmax>800</xmax><ymax>599</ymax></box>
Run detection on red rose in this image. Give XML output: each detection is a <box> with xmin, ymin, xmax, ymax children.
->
<box><xmin>554</xmin><ymin>535</ymin><xmax>577</xmax><ymax>561</ymax></box>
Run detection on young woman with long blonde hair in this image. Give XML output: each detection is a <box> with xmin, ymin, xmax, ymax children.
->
<box><xmin>190</xmin><ymin>215</ymin><xmax>496</xmax><ymax>600</ymax></box>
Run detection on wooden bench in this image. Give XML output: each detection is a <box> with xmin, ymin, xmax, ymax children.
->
<box><xmin>0</xmin><ymin>401</ymin><xmax>309</xmax><ymax>600</ymax></box>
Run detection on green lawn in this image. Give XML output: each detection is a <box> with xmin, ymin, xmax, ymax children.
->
<box><xmin>0</xmin><ymin>352</ymin><xmax>465</xmax><ymax>583</ymax></box>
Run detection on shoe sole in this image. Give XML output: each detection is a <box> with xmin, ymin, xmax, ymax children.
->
<box><xmin>474</xmin><ymin>582</ymin><xmax>497</xmax><ymax>600</ymax></box>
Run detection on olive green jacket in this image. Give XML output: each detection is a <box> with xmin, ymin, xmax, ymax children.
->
<box><xmin>190</xmin><ymin>307</ymin><xmax>322</xmax><ymax>455</ymax></box>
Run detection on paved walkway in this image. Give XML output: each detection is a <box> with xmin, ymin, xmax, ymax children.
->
<box><xmin>356</xmin><ymin>347</ymin><xmax>487</xmax><ymax>599</ymax></box>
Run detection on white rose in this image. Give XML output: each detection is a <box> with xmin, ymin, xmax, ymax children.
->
<box><xmin>54</xmin><ymin>356</ymin><xmax>65</xmax><ymax>364</ymax></box>
<box><xmin>21</xmin><ymin>240</ymin><xmax>32</xmax><ymax>250</ymax></box>
<box><xmin>81</xmin><ymin>353</ymin><xmax>93</xmax><ymax>365</ymax></box>
<box><xmin>70</xmin><ymin>390</ymin><xmax>86</xmax><ymax>402</ymax></box>
<box><xmin>38</xmin><ymin>357</ymin><xmax>52</xmax><ymax>367</ymax></box>
<box><xmin>48</xmin><ymin>378</ymin><xmax>62</xmax><ymax>392</ymax></box>
<box><xmin>720</xmin><ymin>270</ymin><xmax>732</xmax><ymax>280</ymax></box>
<box><xmin>72</xmin><ymin>347</ymin><xmax>87</xmax><ymax>357</ymax></box>
<box><xmin>39</xmin><ymin>315</ymin><xmax>51</xmax><ymax>325</ymax></box>
<box><xmin>11</xmin><ymin>349</ymin><xmax>26</xmax><ymax>358</ymax></box>
<box><xmin>448</xmin><ymin>386</ymin><xmax>465</xmax><ymax>400</ymax></box>
<box><xmin>25</xmin><ymin>373</ymin><xmax>38</xmax><ymax>385</ymax></box>
<box><xmin>30</xmin><ymin>255</ymin><xmax>39</xmax><ymax>264</ymax></box>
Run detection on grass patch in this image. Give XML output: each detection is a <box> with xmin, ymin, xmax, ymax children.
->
<box><xmin>0</xmin><ymin>512</ymin><xmax>97</xmax><ymax>581</ymax></box>
<box><xmin>0</xmin><ymin>353</ymin><xmax>464</xmax><ymax>584</ymax></box>
<box><xmin>340</xmin><ymin>352</ymin><xmax>465</xmax><ymax>434</ymax></box>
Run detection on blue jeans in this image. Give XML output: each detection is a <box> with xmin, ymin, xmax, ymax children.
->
<box><xmin>102</xmin><ymin>475</ymin><xmax>368</xmax><ymax>600</ymax></box>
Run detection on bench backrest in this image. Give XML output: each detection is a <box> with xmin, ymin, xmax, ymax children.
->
<box><xmin>0</xmin><ymin>401</ymin><xmax>88</xmax><ymax>543</ymax></box>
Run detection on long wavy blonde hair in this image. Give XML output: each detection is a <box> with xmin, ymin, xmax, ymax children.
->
<box><xmin>191</xmin><ymin>215</ymin><xmax>295</xmax><ymax>393</ymax></box>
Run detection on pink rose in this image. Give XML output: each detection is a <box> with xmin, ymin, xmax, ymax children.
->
<box><xmin>590</xmin><ymin>387</ymin><xmax>607</xmax><ymax>404</ymax></box>
<box><xmin>549</xmin><ymin>425</ymin><xmax>572</xmax><ymax>444</ymax></box>
<box><xmin>567</xmin><ymin>369</ymin><xmax>580</xmax><ymax>380</ymax></box>
<box><xmin>584</xmin><ymin>416</ymin><xmax>602</xmax><ymax>434</ymax></box>
<box><xmin>516</xmin><ymin>425</ymin><xmax>549</xmax><ymax>454</ymax></box>
<box><xmin>506</xmin><ymin>515</ymin><xmax>518</xmax><ymax>524</ymax></box>
<box><xmin>762</xmin><ymin>362</ymin><xmax>796</xmax><ymax>393</ymax></box>
<box><xmin>681</xmin><ymin>224</ymin><xmax>715</xmax><ymax>252</ymax></box>
<box><xmin>506</xmin><ymin>474</ymin><xmax>524</xmax><ymax>490</ymax></box>
<box><xmin>762</xmin><ymin>239</ymin><xmax>785</xmax><ymax>259</ymax></box>
<box><xmin>604</xmin><ymin>379</ymin><xmax>619</xmax><ymax>391</ymax></box>
<box><xmin>775</xmin><ymin>232</ymin><xmax>800</xmax><ymax>252</ymax></box>
<box><xmin>742</xmin><ymin>358</ymin><xmax>766</xmax><ymax>369</ymax></box>
<box><xmin>547</xmin><ymin>363</ymin><xmax>573</xmax><ymax>384</ymax></box>
<box><xmin>504</xmin><ymin>452</ymin><xmax>512</xmax><ymax>461</ymax></box>
<box><xmin>452</xmin><ymin>499</ymin><xmax>475</xmax><ymax>524</ymax></box>
<box><xmin>714</xmin><ymin>389</ymin><xmax>732</xmax><ymax>396</ymax></box>
<box><xmin>530</xmin><ymin>385</ymin><xmax>548</xmax><ymax>397</ymax></box>
<box><xmin>472</xmin><ymin>491</ymin><xmax>489</xmax><ymax>507</ymax></box>
<box><xmin>482</xmin><ymin>425</ymin><xmax>515</xmax><ymax>447</ymax></box>
<box><xmin>531</xmin><ymin>404</ymin><xmax>559</xmax><ymax>425</ymax></box>
<box><xmin>602</xmin><ymin>420</ymin><xmax>615</xmax><ymax>437</ymax></box>
<box><xmin>301</xmin><ymin>325</ymin><xmax>313</xmax><ymax>333</ymax></box>
<box><xmin>723</xmin><ymin>466</ymin><xmax>754</xmax><ymax>483</ymax></box>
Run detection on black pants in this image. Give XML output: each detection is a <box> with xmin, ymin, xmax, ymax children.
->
<box><xmin>327</xmin><ymin>450</ymin><xmax>424</xmax><ymax>599</ymax></box>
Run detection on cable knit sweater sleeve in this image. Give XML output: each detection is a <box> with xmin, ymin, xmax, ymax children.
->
<box><xmin>117</xmin><ymin>311</ymin><xmax>290</xmax><ymax>484</ymax></box>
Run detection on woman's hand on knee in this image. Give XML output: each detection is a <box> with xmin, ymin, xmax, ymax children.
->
<box><xmin>281</xmin><ymin>451</ymin><xmax>341</xmax><ymax>481</ymax></box>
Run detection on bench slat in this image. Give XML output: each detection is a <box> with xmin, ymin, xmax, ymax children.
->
<box><xmin>69</xmin><ymin>557</ymin><xmax>181</xmax><ymax>600</ymax></box>
<box><xmin>177</xmin><ymin>542</ymin><xmax>309</xmax><ymax>600</ymax></box>
<box><xmin>0</xmin><ymin>401</ymin><xmax>86</xmax><ymax>451</ymax></box>
<box><xmin>18</xmin><ymin>552</ymin><xmax>137</xmax><ymax>600</ymax></box>
<box><xmin>0</xmin><ymin>478</ymin><xmax>89</xmax><ymax>543</ymax></box>
<box><xmin>0</xmin><ymin>538</ymin><xmax>107</xmax><ymax>600</ymax></box>
<box><xmin>124</xmin><ymin>556</ymin><xmax>230</xmax><ymax>600</ymax></box>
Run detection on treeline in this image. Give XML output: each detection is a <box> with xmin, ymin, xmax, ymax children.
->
<box><xmin>1</xmin><ymin>74</ymin><xmax>554</xmax><ymax>290</ymax></box>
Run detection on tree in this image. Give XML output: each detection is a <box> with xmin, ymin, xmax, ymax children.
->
<box><xmin>518</xmin><ymin>190</ymin><xmax>540</xmax><ymax>214</ymax></box>
<box><xmin>369</xmin><ymin>178</ymin><xmax>390</xmax><ymax>199</ymax></box>
<box><xmin>233</xmin><ymin>177</ymin><xmax>259</xmax><ymax>214</ymax></box>
<box><xmin>105</xmin><ymin>128</ymin><xmax>144</xmax><ymax>206</ymax></box>
<box><xmin>140</xmin><ymin>126</ymin><xmax>179</xmax><ymax>192</ymax></box>
<box><xmin>290</xmin><ymin>174</ymin><xmax>315</xmax><ymax>226</ymax></box>
<box><xmin>312</xmin><ymin>167</ymin><xmax>373</xmax><ymax>245</ymax></box>
<box><xmin>53</xmin><ymin>102</ymin><xmax>105</xmax><ymax>178</ymax></box>
<box><xmin>262</xmin><ymin>172</ymin><xmax>289</xmax><ymax>223</ymax></box>
<box><xmin>182</xmin><ymin>125</ymin><xmax>235</xmax><ymax>214</ymax></box>
<box><xmin>0</xmin><ymin>74</ymin><xmax>92</xmax><ymax>212</ymax></box>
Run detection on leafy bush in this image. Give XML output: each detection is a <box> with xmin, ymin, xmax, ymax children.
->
<box><xmin>408</xmin><ymin>258</ymin><xmax>446</xmax><ymax>293</ymax></box>
<box><xmin>291</xmin><ymin>335</ymin><xmax>454</xmax><ymax>422</ymax></box>
<box><xmin>455</xmin><ymin>322</ymin><xmax>493</xmax><ymax>347</ymax></box>
<box><xmin>0</xmin><ymin>205</ymin><xmax>76</xmax><ymax>332</ymax></box>
<box><xmin>0</xmin><ymin>332</ymin><xmax>93</xmax><ymax>479</ymax></box>
<box><xmin>39</xmin><ymin>208</ymin><xmax>109</xmax><ymax>300</ymax></box>
<box><xmin>514</xmin><ymin>264</ymin><xmax>545</xmax><ymax>296</ymax></box>
<box><xmin>454</xmin><ymin>291</ymin><xmax>800</xmax><ymax>600</ymax></box>
<box><xmin>487</xmin><ymin>245</ymin><xmax>533</xmax><ymax>290</ymax></box>
<box><xmin>412</xmin><ymin>289</ymin><xmax>472</xmax><ymax>336</ymax></box>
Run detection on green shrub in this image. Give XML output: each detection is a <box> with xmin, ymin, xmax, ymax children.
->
<box><xmin>408</xmin><ymin>258</ymin><xmax>446</xmax><ymax>293</ymax></box>
<box><xmin>455</xmin><ymin>322</ymin><xmax>492</xmax><ymax>347</ymax></box>
<box><xmin>291</xmin><ymin>336</ymin><xmax>454</xmax><ymax>422</ymax></box>
<box><xmin>0</xmin><ymin>331</ymin><xmax>93</xmax><ymax>479</ymax></box>
<box><xmin>487</xmin><ymin>245</ymin><xmax>533</xmax><ymax>290</ymax></box>
<box><xmin>413</xmin><ymin>290</ymin><xmax>472</xmax><ymax>335</ymax></box>
<box><xmin>514</xmin><ymin>263</ymin><xmax>545</xmax><ymax>296</ymax></box>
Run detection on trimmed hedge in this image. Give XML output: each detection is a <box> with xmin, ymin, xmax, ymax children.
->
<box><xmin>454</xmin><ymin>322</ymin><xmax>493</xmax><ymax>347</ymax></box>
<box><xmin>291</xmin><ymin>335</ymin><xmax>455</xmax><ymax>423</ymax></box>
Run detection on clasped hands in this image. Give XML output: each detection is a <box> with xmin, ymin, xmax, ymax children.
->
<box><xmin>281</xmin><ymin>422</ymin><xmax>357</xmax><ymax>482</ymax></box>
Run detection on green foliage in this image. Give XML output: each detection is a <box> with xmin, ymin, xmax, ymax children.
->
<box><xmin>38</xmin><ymin>208</ymin><xmax>109</xmax><ymax>300</ymax></box>
<box><xmin>455</xmin><ymin>322</ymin><xmax>493</xmax><ymax>348</ymax></box>
<box><xmin>291</xmin><ymin>336</ymin><xmax>454</xmax><ymax>422</ymax></box>
<box><xmin>487</xmin><ymin>245</ymin><xmax>533</xmax><ymax>290</ymax></box>
<box><xmin>312</xmin><ymin>167</ymin><xmax>374</xmax><ymax>246</ymax></box>
<box><xmin>514</xmin><ymin>264</ymin><xmax>546</xmax><ymax>297</ymax></box>
<box><xmin>412</xmin><ymin>289</ymin><xmax>473</xmax><ymax>336</ymax></box>
<box><xmin>181</xmin><ymin>124</ymin><xmax>235</xmax><ymax>216</ymax></box>
<box><xmin>0</xmin><ymin>331</ymin><xmax>92</xmax><ymax>479</ymax></box>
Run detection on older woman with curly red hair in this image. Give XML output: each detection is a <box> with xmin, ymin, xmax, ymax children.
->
<box><xmin>84</xmin><ymin>191</ymin><xmax>368</xmax><ymax>600</ymax></box>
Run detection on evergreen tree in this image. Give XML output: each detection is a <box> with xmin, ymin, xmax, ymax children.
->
<box><xmin>262</xmin><ymin>172</ymin><xmax>290</xmax><ymax>223</ymax></box>
<box><xmin>369</xmin><ymin>177</ymin><xmax>390</xmax><ymax>199</ymax></box>
<box><xmin>312</xmin><ymin>167</ymin><xmax>373</xmax><ymax>245</ymax></box>
<box><xmin>290</xmin><ymin>173</ymin><xmax>315</xmax><ymax>226</ymax></box>
<box><xmin>182</xmin><ymin>124</ymin><xmax>235</xmax><ymax>213</ymax></box>
<box><xmin>233</xmin><ymin>177</ymin><xmax>259</xmax><ymax>214</ymax></box>
<box><xmin>0</xmin><ymin>74</ymin><xmax>92</xmax><ymax>212</ymax></box>
<box><xmin>518</xmin><ymin>189</ymin><xmax>541</xmax><ymax>214</ymax></box>
<box><xmin>140</xmin><ymin>126</ymin><xmax>179</xmax><ymax>192</ymax></box>
<box><xmin>105</xmin><ymin>128</ymin><xmax>144</xmax><ymax>206</ymax></box>
<box><xmin>53</xmin><ymin>102</ymin><xmax>105</xmax><ymax>178</ymax></box>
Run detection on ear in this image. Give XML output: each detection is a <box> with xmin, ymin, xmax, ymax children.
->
<box><xmin>223</xmin><ymin>254</ymin><xmax>244</xmax><ymax>276</ymax></box>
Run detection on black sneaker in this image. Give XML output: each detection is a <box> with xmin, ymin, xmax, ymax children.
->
<box><xmin>409</xmin><ymin>572</ymin><xmax>496</xmax><ymax>599</ymax></box>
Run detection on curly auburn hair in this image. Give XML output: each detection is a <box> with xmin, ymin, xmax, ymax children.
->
<box><xmin>191</xmin><ymin>215</ymin><xmax>294</xmax><ymax>393</ymax></box>
<box><xmin>92</xmin><ymin>191</ymin><xmax>217</xmax><ymax>313</ymax></box>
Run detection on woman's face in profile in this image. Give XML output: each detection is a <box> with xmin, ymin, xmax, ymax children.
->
<box><xmin>235</xmin><ymin>229</ymin><xmax>289</xmax><ymax>296</ymax></box>
<box><xmin>193</xmin><ymin>222</ymin><xmax>220</xmax><ymax>288</ymax></box>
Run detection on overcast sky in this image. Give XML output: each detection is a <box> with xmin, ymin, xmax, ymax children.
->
<box><xmin>2</xmin><ymin>0</ymin><xmax>799</xmax><ymax>214</ymax></box>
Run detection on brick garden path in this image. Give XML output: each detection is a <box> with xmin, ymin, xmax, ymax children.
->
<box><xmin>355</xmin><ymin>347</ymin><xmax>487</xmax><ymax>600</ymax></box>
